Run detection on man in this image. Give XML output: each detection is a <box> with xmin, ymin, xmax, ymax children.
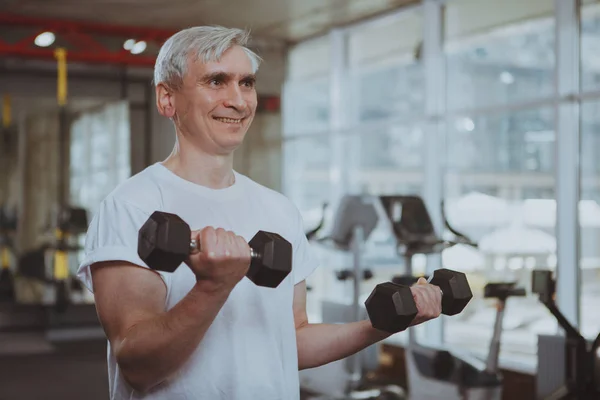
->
<box><xmin>77</xmin><ymin>26</ymin><xmax>442</xmax><ymax>400</ymax></box>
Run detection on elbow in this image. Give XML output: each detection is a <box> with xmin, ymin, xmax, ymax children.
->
<box><xmin>120</xmin><ymin>369</ymin><xmax>157</xmax><ymax>394</ymax></box>
<box><xmin>116</xmin><ymin>346</ymin><xmax>162</xmax><ymax>394</ymax></box>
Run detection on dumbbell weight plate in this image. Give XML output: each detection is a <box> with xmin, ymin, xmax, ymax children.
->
<box><xmin>365</xmin><ymin>282</ymin><xmax>418</xmax><ymax>333</ymax></box>
<box><xmin>138</xmin><ymin>212</ymin><xmax>191</xmax><ymax>273</ymax></box>
<box><xmin>248</xmin><ymin>231</ymin><xmax>292</xmax><ymax>288</ymax></box>
<box><xmin>428</xmin><ymin>269</ymin><xmax>472</xmax><ymax>316</ymax></box>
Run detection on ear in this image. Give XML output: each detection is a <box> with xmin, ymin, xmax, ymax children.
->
<box><xmin>156</xmin><ymin>83</ymin><xmax>175</xmax><ymax>118</ymax></box>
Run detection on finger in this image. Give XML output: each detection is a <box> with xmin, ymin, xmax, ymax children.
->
<box><xmin>224</xmin><ymin>230</ymin><xmax>237</xmax><ymax>257</ymax></box>
<box><xmin>215</xmin><ymin>228</ymin><xmax>228</xmax><ymax>257</ymax></box>
<box><xmin>200</xmin><ymin>227</ymin><xmax>218</xmax><ymax>258</ymax></box>
<box><xmin>416</xmin><ymin>277</ymin><xmax>428</xmax><ymax>285</ymax></box>
<box><xmin>235</xmin><ymin>235</ymin><xmax>251</xmax><ymax>260</ymax></box>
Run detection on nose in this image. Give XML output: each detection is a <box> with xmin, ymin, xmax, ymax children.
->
<box><xmin>223</xmin><ymin>84</ymin><xmax>247</xmax><ymax>112</ymax></box>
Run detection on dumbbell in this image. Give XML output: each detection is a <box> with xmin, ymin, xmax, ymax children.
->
<box><xmin>365</xmin><ymin>269</ymin><xmax>472</xmax><ymax>333</ymax></box>
<box><xmin>137</xmin><ymin>211</ymin><xmax>292</xmax><ymax>288</ymax></box>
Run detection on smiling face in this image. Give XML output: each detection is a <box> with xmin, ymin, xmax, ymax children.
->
<box><xmin>157</xmin><ymin>45</ymin><xmax>258</xmax><ymax>155</ymax></box>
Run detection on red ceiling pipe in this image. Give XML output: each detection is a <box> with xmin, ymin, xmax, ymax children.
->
<box><xmin>0</xmin><ymin>13</ymin><xmax>175</xmax><ymax>41</ymax></box>
<box><xmin>0</xmin><ymin>42</ymin><xmax>160</xmax><ymax>67</ymax></box>
<box><xmin>0</xmin><ymin>13</ymin><xmax>176</xmax><ymax>66</ymax></box>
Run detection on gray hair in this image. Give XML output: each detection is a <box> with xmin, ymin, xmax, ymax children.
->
<box><xmin>154</xmin><ymin>26</ymin><xmax>262</xmax><ymax>90</ymax></box>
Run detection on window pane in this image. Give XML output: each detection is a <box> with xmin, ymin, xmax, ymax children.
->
<box><xmin>348</xmin><ymin>8</ymin><xmax>424</xmax><ymax>121</ymax></box>
<box><xmin>69</xmin><ymin>101</ymin><xmax>131</xmax><ymax>215</ymax></box>
<box><xmin>287</xmin><ymin>36</ymin><xmax>331</xmax><ymax>81</ymax></box>
<box><xmin>283</xmin><ymin>79</ymin><xmax>330</xmax><ymax>136</ymax></box>
<box><xmin>283</xmin><ymin>136</ymin><xmax>331</xmax><ymax>219</ymax></box>
<box><xmin>90</xmin><ymin>121</ymin><xmax>112</xmax><ymax>171</ymax></box>
<box><xmin>444</xmin><ymin>107</ymin><xmax>556</xmax><ymax>365</ymax></box>
<box><xmin>581</xmin><ymin>1</ymin><xmax>600</xmax><ymax>92</ymax></box>
<box><xmin>580</xmin><ymin>100</ymin><xmax>600</xmax><ymax>339</ymax></box>
<box><xmin>445</xmin><ymin>0</ymin><xmax>555</xmax><ymax>111</ymax></box>
<box><xmin>348</xmin><ymin>123</ymin><xmax>424</xmax><ymax>195</ymax></box>
<box><xmin>69</xmin><ymin>118</ymin><xmax>88</xmax><ymax>177</ymax></box>
<box><xmin>448</xmin><ymin>108</ymin><xmax>554</xmax><ymax>173</ymax></box>
<box><xmin>353</xmin><ymin>63</ymin><xmax>424</xmax><ymax>122</ymax></box>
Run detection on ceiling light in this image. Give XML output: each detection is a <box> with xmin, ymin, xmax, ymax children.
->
<box><xmin>123</xmin><ymin>39</ymin><xmax>136</xmax><ymax>51</ymax></box>
<box><xmin>456</xmin><ymin>117</ymin><xmax>475</xmax><ymax>132</ymax></box>
<box><xmin>500</xmin><ymin>71</ymin><xmax>515</xmax><ymax>85</ymax></box>
<box><xmin>131</xmin><ymin>41</ymin><xmax>147</xmax><ymax>55</ymax></box>
<box><xmin>35</xmin><ymin>32</ymin><xmax>55</xmax><ymax>47</ymax></box>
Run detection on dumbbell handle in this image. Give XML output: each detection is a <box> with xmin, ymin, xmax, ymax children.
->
<box><xmin>189</xmin><ymin>239</ymin><xmax>261</xmax><ymax>259</ymax></box>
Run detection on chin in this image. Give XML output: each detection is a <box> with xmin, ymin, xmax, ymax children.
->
<box><xmin>217</xmin><ymin>134</ymin><xmax>246</xmax><ymax>153</ymax></box>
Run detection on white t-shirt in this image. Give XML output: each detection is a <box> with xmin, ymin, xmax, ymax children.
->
<box><xmin>77</xmin><ymin>162</ymin><xmax>319</xmax><ymax>400</ymax></box>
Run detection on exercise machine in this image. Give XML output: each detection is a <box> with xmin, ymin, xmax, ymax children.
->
<box><xmin>300</xmin><ymin>195</ymin><xmax>475</xmax><ymax>400</ymax></box>
<box><xmin>532</xmin><ymin>270</ymin><xmax>600</xmax><ymax>400</ymax></box>
<box><xmin>306</xmin><ymin>202</ymin><xmax>328</xmax><ymax>241</ymax></box>
<box><xmin>300</xmin><ymin>195</ymin><xmax>407</xmax><ymax>399</ymax></box>
<box><xmin>380</xmin><ymin>195</ymin><xmax>523</xmax><ymax>400</ymax></box>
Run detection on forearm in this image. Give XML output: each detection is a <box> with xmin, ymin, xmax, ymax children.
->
<box><xmin>296</xmin><ymin>320</ymin><xmax>391</xmax><ymax>370</ymax></box>
<box><xmin>115</xmin><ymin>282</ymin><xmax>229</xmax><ymax>392</ymax></box>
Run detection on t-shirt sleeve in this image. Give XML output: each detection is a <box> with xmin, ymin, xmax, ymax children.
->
<box><xmin>291</xmin><ymin>206</ymin><xmax>320</xmax><ymax>285</ymax></box>
<box><xmin>77</xmin><ymin>195</ymin><xmax>170</xmax><ymax>293</ymax></box>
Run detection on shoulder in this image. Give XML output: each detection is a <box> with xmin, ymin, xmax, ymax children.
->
<box><xmin>237</xmin><ymin>172</ymin><xmax>300</xmax><ymax>218</ymax></box>
<box><xmin>99</xmin><ymin>164</ymin><xmax>165</xmax><ymax>216</ymax></box>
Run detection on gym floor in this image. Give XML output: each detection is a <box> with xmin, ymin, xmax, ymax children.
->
<box><xmin>0</xmin><ymin>334</ymin><xmax>321</xmax><ymax>400</ymax></box>
<box><xmin>0</xmin><ymin>337</ymin><xmax>109</xmax><ymax>400</ymax></box>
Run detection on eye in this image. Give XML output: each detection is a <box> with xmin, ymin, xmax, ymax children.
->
<box><xmin>241</xmin><ymin>79</ymin><xmax>255</xmax><ymax>88</ymax></box>
<box><xmin>209</xmin><ymin>79</ymin><xmax>222</xmax><ymax>87</ymax></box>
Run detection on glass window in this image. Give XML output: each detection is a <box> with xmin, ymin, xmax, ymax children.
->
<box><xmin>69</xmin><ymin>101</ymin><xmax>131</xmax><ymax>215</ymax></box>
<box><xmin>348</xmin><ymin>8</ymin><xmax>424</xmax><ymax>121</ymax></box>
<box><xmin>287</xmin><ymin>37</ymin><xmax>331</xmax><ymax>81</ymax></box>
<box><xmin>284</xmin><ymin>36</ymin><xmax>331</xmax><ymax>137</ymax></box>
<box><xmin>443</xmin><ymin>107</ymin><xmax>556</xmax><ymax>364</ymax></box>
<box><xmin>347</xmin><ymin>123</ymin><xmax>424</xmax><ymax>195</ymax></box>
<box><xmin>447</xmin><ymin>108</ymin><xmax>554</xmax><ymax>174</ymax></box>
<box><xmin>581</xmin><ymin>1</ymin><xmax>600</xmax><ymax>92</ymax></box>
<box><xmin>282</xmin><ymin>136</ymin><xmax>331</xmax><ymax>219</ymax></box>
<box><xmin>283</xmin><ymin>79</ymin><xmax>330</xmax><ymax>136</ymax></box>
<box><xmin>580</xmin><ymin>100</ymin><xmax>600</xmax><ymax>340</ymax></box>
<box><xmin>445</xmin><ymin>0</ymin><xmax>555</xmax><ymax>111</ymax></box>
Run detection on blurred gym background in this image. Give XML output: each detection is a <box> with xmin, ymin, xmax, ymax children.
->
<box><xmin>1</xmin><ymin>0</ymin><xmax>600</xmax><ymax>399</ymax></box>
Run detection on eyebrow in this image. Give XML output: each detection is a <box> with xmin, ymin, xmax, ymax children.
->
<box><xmin>200</xmin><ymin>72</ymin><xmax>256</xmax><ymax>83</ymax></box>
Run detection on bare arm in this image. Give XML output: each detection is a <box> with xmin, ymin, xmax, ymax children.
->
<box><xmin>91</xmin><ymin>261</ymin><xmax>230</xmax><ymax>392</ymax></box>
<box><xmin>294</xmin><ymin>279</ymin><xmax>441</xmax><ymax>370</ymax></box>
<box><xmin>293</xmin><ymin>281</ymin><xmax>389</xmax><ymax>370</ymax></box>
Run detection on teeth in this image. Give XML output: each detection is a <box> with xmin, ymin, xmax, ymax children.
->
<box><xmin>215</xmin><ymin>117</ymin><xmax>242</xmax><ymax>123</ymax></box>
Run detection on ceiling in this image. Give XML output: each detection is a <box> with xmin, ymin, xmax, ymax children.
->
<box><xmin>0</xmin><ymin>0</ymin><xmax>418</xmax><ymax>44</ymax></box>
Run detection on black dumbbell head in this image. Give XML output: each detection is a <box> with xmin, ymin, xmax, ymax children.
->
<box><xmin>429</xmin><ymin>269</ymin><xmax>472</xmax><ymax>316</ymax></box>
<box><xmin>138</xmin><ymin>211</ymin><xmax>191</xmax><ymax>273</ymax></box>
<box><xmin>247</xmin><ymin>231</ymin><xmax>292</xmax><ymax>288</ymax></box>
<box><xmin>365</xmin><ymin>282</ymin><xmax>418</xmax><ymax>334</ymax></box>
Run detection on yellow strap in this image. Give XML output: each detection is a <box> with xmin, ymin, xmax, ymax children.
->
<box><xmin>2</xmin><ymin>94</ymin><xmax>11</xmax><ymax>128</ymax></box>
<box><xmin>1</xmin><ymin>247</ymin><xmax>9</xmax><ymax>270</ymax></box>
<box><xmin>54</xmin><ymin>48</ymin><xmax>68</xmax><ymax>106</ymax></box>
<box><xmin>54</xmin><ymin>250</ymin><xmax>69</xmax><ymax>280</ymax></box>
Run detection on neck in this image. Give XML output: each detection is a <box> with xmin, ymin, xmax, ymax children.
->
<box><xmin>162</xmin><ymin>135</ymin><xmax>235</xmax><ymax>189</ymax></box>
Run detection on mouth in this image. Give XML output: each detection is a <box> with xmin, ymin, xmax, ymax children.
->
<box><xmin>213</xmin><ymin>116</ymin><xmax>245</xmax><ymax>125</ymax></box>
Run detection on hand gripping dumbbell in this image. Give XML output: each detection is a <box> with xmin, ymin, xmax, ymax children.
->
<box><xmin>137</xmin><ymin>211</ymin><xmax>292</xmax><ymax>288</ymax></box>
<box><xmin>365</xmin><ymin>269</ymin><xmax>472</xmax><ymax>333</ymax></box>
